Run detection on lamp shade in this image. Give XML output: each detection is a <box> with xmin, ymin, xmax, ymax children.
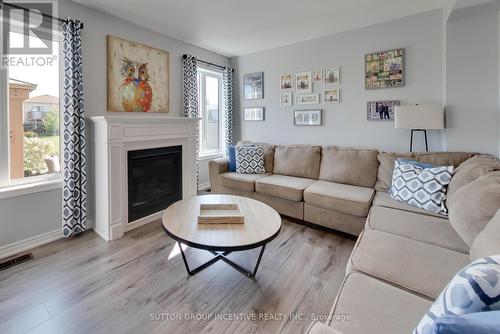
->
<box><xmin>395</xmin><ymin>105</ymin><xmax>444</xmax><ymax>129</ymax></box>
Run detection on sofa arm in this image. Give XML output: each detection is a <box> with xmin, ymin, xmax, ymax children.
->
<box><xmin>304</xmin><ymin>321</ymin><xmax>342</xmax><ymax>334</ymax></box>
<box><xmin>208</xmin><ymin>158</ymin><xmax>229</xmax><ymax>192</ymax></box>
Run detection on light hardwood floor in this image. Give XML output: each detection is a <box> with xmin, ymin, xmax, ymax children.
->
<box><xmin>0</xmin><ymin>219</ymin><xmax>355</xmax><ymax>334</ymax></box>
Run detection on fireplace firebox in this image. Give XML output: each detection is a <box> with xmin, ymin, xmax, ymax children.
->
<box><xmin>127</xmin><ymin>145</ymin><xmax>182</xmax><ymax>222</ymax></box>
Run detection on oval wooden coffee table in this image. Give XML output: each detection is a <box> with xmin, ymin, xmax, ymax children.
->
<box><xmin>162</xmin><ymin>194</ymin><xmax>281</xmax><ymax>279</ymax></box>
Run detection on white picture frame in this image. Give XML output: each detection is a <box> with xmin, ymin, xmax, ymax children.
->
<box><xmin>280</xmin><ymin>92</ymin><xmax>293</xmax><ymax>106</ymax></box>
<box><xmin>324</xmin><ymin>67</ymin><xmax>340</xmax><ymax>85</ymax></box>
<box><xmin>244</xmin><ymin>107</ymin><xmax>265</xmax><ymax>121</ymax></box>
<box><xmin>294</xmin><ymin>109</ymin><xmax>322</xmax><ymax>126</ymax></box>
<box><xmin>312</xmin><ymin>69</ymin><xmax>323</xmax><ymax>82</ymax></box>
<box><xmin>323</xmin><ymin>89</ymin><xmax>340</xmax><ymax>103</ymax></box>
<box><xmin>294</xmin><ymin>71</ymin><xmax>312</xmax><ymax>94</ymax></box>
<box><xmin>296</xmin><ymin>93</ymin><xmax>319</xmax><ymax>105</ymax></box>
<box><xmin>280</xmin><ymin>74</ymin><xmax>293</xmax><ymax>91</ymax></box>
<box><xmin>244</xmin><ymin>72</ymin><xmax>264</xmax><ymax>100</ymax></box>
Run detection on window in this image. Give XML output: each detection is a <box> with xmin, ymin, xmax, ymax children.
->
<box><xmin>197</xmin><ymin>68</ymin><xmax>223</xmax><ymax>157</ymax></box>
<box><xmin>0</xmin><ymin>14</ymin><xmax>61</xmax><ymax>187</ymax></box>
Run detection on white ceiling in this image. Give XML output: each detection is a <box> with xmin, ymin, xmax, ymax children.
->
<box><xmin>74</xmin><ymin>0</ymin><xmax>456</xmax><ymax>57</ymax></box>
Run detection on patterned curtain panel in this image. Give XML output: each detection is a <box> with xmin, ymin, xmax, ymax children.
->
<box><xmin>62</xmin><ymin>19</ymin><xmax>87</xmax><ymax>237</ymax></box>
<box><xmin>182</xmin><ymin>55</ymin><xmax>200</xmax><ymax>186</ymax></box>
<box><xmin>222</xmin><ymin>67</ymin><xmax>234</xmax><ymax>156</ymax></box>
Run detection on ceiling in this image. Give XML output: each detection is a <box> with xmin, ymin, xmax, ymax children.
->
<box><xmin>74</xmin><ymin>0</ymin><xmax>456</xmax><ymax>57</ymax></box>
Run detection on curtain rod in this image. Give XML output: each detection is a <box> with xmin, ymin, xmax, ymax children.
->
<box><xmin>0</xmin><ymin>1</ymin><xmax>84</xmax><ymax>28</ymax></box>
<box><xmin>182</xmin><ymin>54</ymin><xmax>234</xmax><ymax>72</ymax></box>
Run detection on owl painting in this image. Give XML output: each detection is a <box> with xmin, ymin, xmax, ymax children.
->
<box><xmin>107</xmin><ymin>35</ymin><xmax>169</xmax><ymax>112</ymax></box>
<box><xmin>119</xmin><ymin>58</ymin><xmax>153</xmax><ymax>112</ymax></box>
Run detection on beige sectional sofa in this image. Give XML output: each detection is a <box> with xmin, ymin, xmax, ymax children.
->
<box><xmin>209</xmin><ymin>143</ymin><xmax>500</xmax><ymax>334</ymax></box>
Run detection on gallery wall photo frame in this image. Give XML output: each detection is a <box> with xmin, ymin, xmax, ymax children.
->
<box><xmin>366</xmin><ymin>100</ymin><xmax>400</xmax><ymax>121</ymax></box>
<box><xmin>294</xmin><ymin>109</ymin><xmax>322</xmax><ymax>126</ymax></box>
<box><xmin>244</xmin><ymin>72</ymin><xmax>264</xmax><ymax>100</ymax></box>
<box><xmin>280</xmin><ymin>92</ymin><xmax>293</xmax><ymax>107</ymax></box>
<box><xmin>324</xmin><ymin>67</ymin><xmax>340</xmax><ymax>85</ymax></box>
<box><xmin>365</xmin><ymin>48</ymin><xmax>405</xmax><ymax>89</ymax></box>
<box><xmin>295</xmin><ymin>93</ymin><xmax>319</xmax><ymax>105</ymax></box>
<box><xmin>323</xmin><ymin>88</ymin><xmax>340</xmax><ymax>104</ymax></box>
<box><xmin>243</xmin><ymin>107</ymin><xmax>265</xmax><ymax>121</ymax></box>
<box><xmin>294</xmin><ymin>71</ymin><xmax>312</xmax><ymax>94</ymax></box>
<box><xmin>280</xmin><ymin>74</ymin><xmax>293</xmax><ymax>91</ymax></box>
<box><xmin>312</xmin><ymin>69</ymin><xmax>323</xmax><ymax>82</ymax></box>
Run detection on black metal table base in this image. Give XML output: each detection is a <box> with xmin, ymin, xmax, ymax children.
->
<box><xmin>177</xmin><ymin>241</ymin><xmax>266</xmax><ymax>279</ymax></box>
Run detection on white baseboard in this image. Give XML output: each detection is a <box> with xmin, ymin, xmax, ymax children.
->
<box><xmin>198</xmin><ymin>181</ymin><xmax>211</xmax><ymax>191</ymax></box>
<box><xmin>0</xmin><ymin>229</ymin><xmax>63</xmax><ymax>260</ymax></box>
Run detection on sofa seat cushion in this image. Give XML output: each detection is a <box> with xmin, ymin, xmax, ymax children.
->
<box><xmin>304</xmin><ymin>180</ymin><xmax>374</xmax><ymax>217</ymax></box>
<box><xmin>373</xmin><ymin>191</ymin><xmax>446</xmax><ymax>218</ymax></box>
<box><xmin>219</xmin><ymin>172</ymin><xmax>271</xmax><ymax>192</ymax></box>
<box><xmin>330</xmin><ymin>272</ymin><xmax>432</xmax><ymax>334</ymax></box>
<box><xmin>366</xmin><ymin>206</ymin><xmax>469</xmax><ymax>253</ymax></box>
<box><xmin>348</xmin><ymin>229</ymin><xmax>470</xmax><ymax>299</ymax></box>
<box><xmin>255</xmin><ymin>174</ymin><xmax>316</xmax><ymax>202</ymax></box>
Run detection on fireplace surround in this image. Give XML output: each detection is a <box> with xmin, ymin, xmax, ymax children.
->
<box><xmin>91</xmin><ymin>115</ymin><xmax>199</xmax><ymax>241</ymax></box>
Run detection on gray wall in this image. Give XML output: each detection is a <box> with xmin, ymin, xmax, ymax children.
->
<box><xmin>232</xmin><ymin>10</ymin><xmax>445</xmax><ymax>152</ymax></box>
<box><xmin>446</xmin><ymin>5</ymin><xmax>500</xmax><ymax>156</ymax></box>
<box><xmin>0</xmin><ymin>0</ymin><xmax>229</xmax><ymax>249</ymax></box>
<box><xmin>0</xmin><ymin>189</ymin><xmax>61</xmax><ymax>247</ymax></box>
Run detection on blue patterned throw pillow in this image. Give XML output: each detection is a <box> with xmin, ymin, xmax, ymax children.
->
<box><xmin>432</xmin><ymin>311</ymin><xmax>500</xmax><ymax>334</ymax></box>
<box><xmin>414</xmin><ymin>255</ymin><xmax>500</xmax><ymax>334</ymax></box>
<box><xmin>390</xmin><ymin>160</ymin><xmax>454</xmax><ymax>215</ymax></box>
<box><xmin>235</xmin><ymin>146</ymin><xmax>265</xmax><ymax>174</ymax></box>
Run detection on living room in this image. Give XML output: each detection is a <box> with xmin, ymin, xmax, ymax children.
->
<box><xmin>0</xmin><ymin>0</ymin><xmax>499</xmax><ymax>333</ymax></box>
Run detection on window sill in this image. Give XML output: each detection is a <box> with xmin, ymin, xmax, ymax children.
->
<box><xmin>0</xmin><ymin>179</ymin><xmax>63</xmax><ymax>200</ymax></box>
<box><xmin>199</xmin><ymin>152</ymin><xmax>223</xmax><ymax>160</ymax></box>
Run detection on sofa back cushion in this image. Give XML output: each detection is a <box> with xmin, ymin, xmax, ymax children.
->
<box><xmin>447</xmin><ymin>155</ymin><xmax>500</xmax><ymax>205</ymax></box>
<box><xmin>449</xmin><ymin>171</ymin><xmax>500</xmax><ymax>246</ymax></box>
<box><xmin>375</xmin><ymin>151</ymin><xmax>475</xmax><ymax>192</ymax></box>
<box><xmin>237</xmin><ymin>141</ymin><xmax>275</xmax><ymax>173</ymax></box>
<box><xmin>375</xmin><ymin>152</ymin><xmax>413</xmax><ymax>191</ymax></box>
<box><xmin>319</xmin><ymin>146</ymin><xmax>379</xmax><ymax>188</ymax></box>
<box><xmin>470</xmin><ymin>209</ymin><xmax>500</xmax><ymax>260</ymax></box>
<box><xmin>273</xmin><ymin>145</ymin><xmax>322</xmax><ymax>179</ymax></box>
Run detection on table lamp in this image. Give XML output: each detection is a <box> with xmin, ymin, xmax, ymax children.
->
<box><xmin>395</xmin><ymin>104</ymin><xmax>444</xmax><ymax>152</ymax></box>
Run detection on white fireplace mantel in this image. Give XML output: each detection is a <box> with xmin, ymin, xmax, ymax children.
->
<box><xmin>90</xmin><ymin>115</ymin><xmax>200</xmax><ymax>241</ymax></box>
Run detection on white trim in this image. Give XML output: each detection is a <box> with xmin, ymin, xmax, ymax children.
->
<box><xmin>199</xmin><ymin>152</ymin><xmax>222</xmax><ymax>160</ymax></box>
<box><xmin>0</xmin><ymin>179</ymin><xmax>62</xmax><ymax>199</ymax></box>
<box><xmin>0</xmin><ymin>229</ymin><xmax>63</xmax><ymax>260</ymax></box>
<box><xmin>198</xmin><ymin>181</ymin><xmax>210</xmax><ymax>191</ymax></box>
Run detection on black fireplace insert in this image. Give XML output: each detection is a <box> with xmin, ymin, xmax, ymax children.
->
<box><xmin>127</xmin><ymin>145</ymin><xmax>182</xmax><ymax>222</ymax></box>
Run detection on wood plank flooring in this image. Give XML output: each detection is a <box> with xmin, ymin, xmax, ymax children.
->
<box><xmin>0</xmin><ymin>219</ymin><xmax>355</xmax><ymax>334</ymax></box>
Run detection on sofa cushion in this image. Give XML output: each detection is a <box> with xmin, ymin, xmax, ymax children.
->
<box><xmin>366</xmin><ymin>206</ymin><xmax>469</xmax><ymax>253</ymax></box>
<box><xmin>304</xmin><ymin>180</ymin><xmax>374</xmax><ymax>217</ymax></box>
<box><xmin>349</xmin><ymin>229</ymin><xmax>470</xmax><ymax>299</ymax></box>
<box><xmin>447</xmin><ymin>155</ymin><xmax>500</xmax><ymax>205</ymax></box>
<box><xmin>449</xmin><ymin>171</ymin><xmax>500</xmax><ymax>246</ymax></box>
<box><xmin>238</xmin><ymin>141</ymin><xmax>275</xmax><ymax>173</ymax></box>
<box><xmin>273</xmin><ymin>145</ymin><xmax>322</xmax><ymax>179</ymax></box>
<box><xmin>330</xmin><ymin>272</ymin><xmax>432</xmax><ymax>334</ymax></box>
<box><xmin>414</xmin><ymin>255</ymin><xmax>500</xmax><ymax>334</ymax></box>
<box><xmin>319</xmin><ymin>146</ymin><xmax>379</xmax><ymax>188</ymax></box>
<box><xmin>255</xmin><ymin>174</ymin><xmax>316</xmax><ymax>202</ymax></box>
<box><xmin>389</xmin><ymin>160</ymin><xmax>453</xmax><ymax>215</ymax></box>
<box><xmin>219</xmin><ymin>172</ymin><xmax>271</xmax><ymax>192</ymax></box>
<box><xmin>470</xmin><ymin>209</ymin><xmax>500</xmax><ymax>260</ymax></box>
<box><xmin>375</xmin><ymin>152</ymin><xmax>413</xmax><ymax>191</ymax></box>
<box><xmin>375</xmin><ymin>151</ymin><xmax>474</xmax><ymax>192</ymax></box>
<box><xmin>373</xmin><ymin>191</ymin><xmax>446</xmax><ymax>218</ymax></box>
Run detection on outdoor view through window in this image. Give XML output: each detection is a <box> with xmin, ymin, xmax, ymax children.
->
<box><xmin>7</xmin><ymin>32</ymin><xmax>60</xmax><ymax>180</ymax></box>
